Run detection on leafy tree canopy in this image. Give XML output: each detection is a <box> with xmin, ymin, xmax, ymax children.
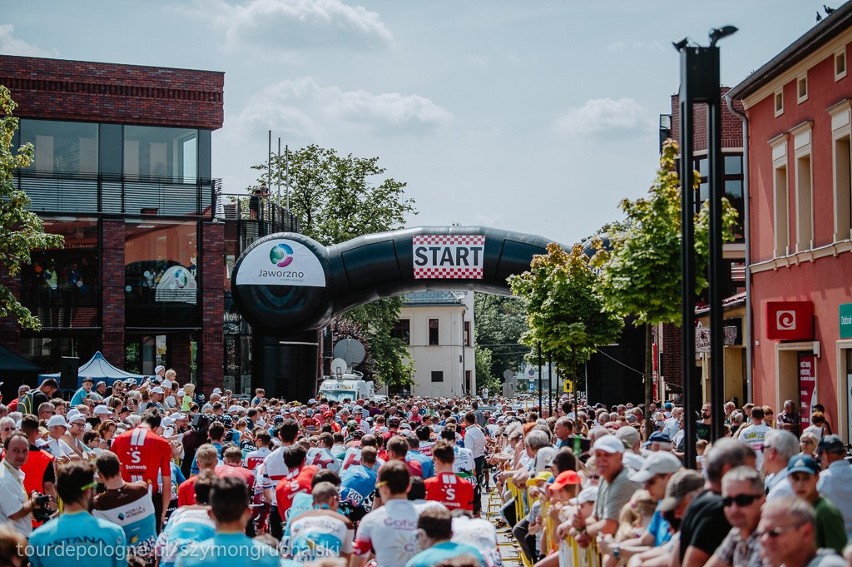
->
<box><xmin>0</xmin><ymin>86</ymin><xmax>63</xmax><ymax>330</ymax></box>
<box><xmin>473</xmin><ymin>293</ymin><xmax>529</xmax><ymax>380</ymax></box>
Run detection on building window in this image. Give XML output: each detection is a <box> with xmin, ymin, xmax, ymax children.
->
<box><xmin>830</xmin><ymin>100</ymin><xmax>852</xmax><ymax>241</ymax></box>
<box><xmin>19</xmin><ymin>119</ymin><xmax>98</xmax><ymax>174</ymax></box>
<box><xmin>428</xmin><ymin>318</ymin><xmax>439</xmax><ymax>345</ymax></box>
<box><xmin>774</xmin><ymin>90</ymin><xmax>784</xmax><ymax>117</ymax></box>
<box><xmin>797</xmin><ymin>75</ymin><xmax>808</xmax><ymax>103</ymax></box>
<box><xmin>464</xmin><ymin>321</ymin><xmax>471</xmax><ymax>346</ymax></box>
<box><xmin>836</xmin><ymin>50</ymin><xmax>847</xmax><ymax>81</ymax></box>
<box><xmin>774</xmin><ymin>164</ymin><xmax>789</xmax><ymax>256</ymax></box>
<box><xmin>431</xmin><ymin>370</ymin><xmax>444</xmax><ymax>382</ymax></box>
<box><xmin>124</xmin><ymin>126</ymin><xmax>198</xmax><ymax>182</ymax></box>
<box><xmin>792</xmin><ymin>122</ymin><xmax>813</xmax><ymax>251</ymax></box>
<box><xmin>691</xmin><ymin>153</ymin><xmax>745</xmax><ymax>241</ymax></box>
<box><xmin>392</xmin><ymin>319</ymin><xmax>411</xmax><ymax>344</ymax></box>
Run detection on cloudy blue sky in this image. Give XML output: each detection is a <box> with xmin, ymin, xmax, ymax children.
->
<box><xmin>1</xmin><ymin>1</ymin><xmax>830</xmax><ymax>245</ymax></box>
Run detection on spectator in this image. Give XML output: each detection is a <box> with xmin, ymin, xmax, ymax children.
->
<box><xmin>799</xmin><ymin>432</ymin><xmax>820</xmax><ymax>457</ymax></box>
<box><xmin>738</xmin><ymin>406</ymin><xmax>770</xmax><ymax>469</ymax></box>
<box><xmin>763</xmin><ymin>429</ymin><xmax>799</xmax><ymax>501</ymax></box>
<box><xmin>28</xmin><ymin>460</ymin><xmax>126</xmax><ymax>567</ymax></box>
<box><xmin>176</xmin><ymin>476</ymin><xmax>278</xmax><ymax>567</ymax></box>
<box><xmin>777</xmin><ymin>400</ymin><xmax>801</xmax><ymax>436</ymax></box>
<box><xmin>804</xmin><ymin>412</ymin><xmax>832</xmax><ymax>440</ymax></box>
<box><xmin>787</xmin><ymin>454</ymin><xmax>847</xmax><ymax>554</ymax></box>
<box><xmin>707</xmin><ymin>466</ymin><xmax>765</xmax><ymax>567</ymax></box>
<box><xmin>0</xmin><ymin>433</ymin><xmax>42</xmax><ymax>536</ymax></box>
<box><xmin>817</xmin><ymin>435</ymin><xmax>852</xmax><ymax>540</ymax></box>
<box><xmin>70</xmin><ymin>377</ymin><xmax>94</xmax><ymax>407</ymax></box>
<box><xmin>758</xmin><ymin>497</ymin><xmax>846</xmax><ymax>567</ymax></box>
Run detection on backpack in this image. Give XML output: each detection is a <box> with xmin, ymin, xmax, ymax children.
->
<box><xmin>17</xmin><ymin>391</ymin><xmax>36</xmax><ymax>415</ymax></box>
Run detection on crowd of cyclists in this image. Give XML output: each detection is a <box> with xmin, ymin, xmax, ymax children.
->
<box><xmin>0</xmin><ymin>367</ymin><xmax>850</xmax><ymax>567</ymax></box>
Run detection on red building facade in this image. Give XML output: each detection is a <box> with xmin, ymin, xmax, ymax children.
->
<box><xmin>730</xmin><ymin>7</ymin><xmax>852</xmax><ymax>441</ymax></box>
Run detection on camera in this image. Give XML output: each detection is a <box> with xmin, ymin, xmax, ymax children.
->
<box><xmin>32</xmin><ymin>492</ymin><xmax>53</xmax><ymax>523</ymax></box>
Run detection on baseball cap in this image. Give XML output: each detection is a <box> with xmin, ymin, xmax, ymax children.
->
<box><xmin>648</xmin><ymin>431</ymin><xmax>672</xmax><ymax>444</ymax></box>
<box><xmin>212</xmin><ymin>388</ymin><xmax>223</xmax><ymax>395</ymax></box>
<box><xmin>593</xmin><ymin>435</ymin><xmax>625</xmax><ymax>454</ymax></box>
<box><xmin>151</xmin><ymin>387</ymin><xmax>165</xmax><ymax>395</ymax></box>
<box><xmin>615</xmin><ymin>426</ymin><xmax>641</xmax><ymax>449</ymax></box>
<box><xmin>95</xmin><ymin>381</ymin><xmax>106</xmax><ymax>388</ymax></box>
<box><xmin>82</xmin><ymin>377</ymin><xmax>93</xmax><ymax>384</ymax></box>
<box><xmin>66</xmin><ymin>410</ymin><xmax>86</xmax><ymax>424</ymax></box>
<box><xmin>629</xmin><ymin>451</ymin><xmax>682</xmax><ymax>483</ymax></box>
<box><xmin>124</xmin><ymin>378</ymin><xmax>137</xmax><ymax>386</ymax></box>
<box><xmin>154</xmin><ymin>365</ymin><xmax>165</xmax><ymax>374</ymax></box>
<box><xmin>787</xmin><ymin>455</ymin><xmax>820</xmax><ymax>475</ymax></box>
<box><xmin>570</xmin><ymin>485</ymin><xmax>599</xmax><ymax>506</ymax></box>
<box><xmin>549</xmin><ymin>470</ymin><xmax>582</xmax><ymax>492</ymax></box>
<box><xmin>173</xmin><ymin>413</ymin><xmax>187</xmax><ymax>421</ymax></box>
<box><xmin>526</xmin><ymin>471</ymin><xmax>553</xmax><ymax>487</ymax></box>
<box><xmin>228</xmin><ymin>405</ymin><xmax>242</xmax><ymax>413</ymax></box>
<box><xmin>47</xmin><ymin>415</ymin><xmax>68</xmax><ymax>428</ymax></box>
<box><xmin>93</xmin><ymin>405</ymin><xmax>113</xmax><ymax>416</ymax></box>
<box><xmin>817</xmin><ymin>434</ymin><xmax>845</xmax><ymax>454</ymax></box>
<box><xmin>307</xmin><ymin>399</ymin><xmax>317</xmax><ymax>405</ymax></box>
<box><xmin>659</xmin><ymin>469</ymin><xmax>705</xmax><ymax>512</ymax></box>
<box><xmin>162</xmin><ymin>380</ymin><xmax>172</xmax><ymax>389</ymax></box>
<box><xmin>161</xmin><ymin>416</ymin><xmax>175</xmax><ymax>428</ymax></box>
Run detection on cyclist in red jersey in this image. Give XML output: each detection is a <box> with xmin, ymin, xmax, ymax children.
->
<box><xmin>110</xmin><ymin>411</ymin><xmax>172</xmax><ymax>530</ymax></box>
<box><xmin>424</xmin><ymin>441</ymin><xmax>474</xmax><ymax>512</ymax></box>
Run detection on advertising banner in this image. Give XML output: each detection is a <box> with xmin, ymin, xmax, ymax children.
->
<box><xmin>412</xmin><ymin>234</ymin><xmax>485</xmax><ymax>279</ymax></box>
<box><xmin>766</xmin><ymin>301</ymin><xmax>814</xmax><ymax>341</ymax></box>
<box><xmin>798</xmin><ymin>353</ymin><xmax>817</xmax><ymax>428</ymax></box>
<box><xmin>235</xmin><ymin>239</ymin><xmax>325</xmax><ymax>287</ymax></box>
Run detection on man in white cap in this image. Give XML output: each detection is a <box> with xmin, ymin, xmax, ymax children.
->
<box><xmin>91</xmin><ymin>381</ymin><xmax>107</xmax><ymax>403</ymax></box>
<box><xmin>44</xmin><ymin>415</ymin><xmax>75</xmax><ymax>461</ymax></box>
<box><xmin>161</xmin><ymin>380</ymin><xmax>177</xmax><ymax>409</ymax></box>
<box><xmin>64</xmin><ymin>410</ymin><xmax>88</xmax><ymax>457</ymax></box>
<box><xmin>93</xmin><ymin>405</ymin><xmax>114</xmax><ymax>423</ymax></box>
<box><xmin>599</xmin><ymin>451</ymin><xmax>682</xmax><ymax>564</ymax></box>
<box><xmin>574</xmin><ymin>435</ymin><xmax>640</xmax><ymax>545</ymax></box>
<box><xmin>149</xmin><ymin>387</ymin><xmax>165</xmax><ymax>411</ymax></box>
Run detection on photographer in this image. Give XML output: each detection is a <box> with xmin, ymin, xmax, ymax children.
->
<box><xmin>0</xmin><ymin>433</ymin><xmax>46</xmax><ymax>536</ymax></box>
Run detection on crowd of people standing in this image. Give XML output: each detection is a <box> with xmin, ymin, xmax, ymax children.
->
<box><xmin>0</xmin><ymin>371</ymin><xmax>849</xmax><ymax>567</ymax></box>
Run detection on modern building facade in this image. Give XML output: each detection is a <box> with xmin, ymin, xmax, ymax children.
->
<box><xmin>729</xmin><ymin>5</ymin><xmax>852</xmax><ymax>441</ymax></box>
<box><xmin>0</xmin><ymin>55</ymin><xmax>227</xmax><ymax>394</ymax></box>
<box><xmin>394</xmin><ymin>290</ymin><xmax>476</xmax><ymax>398</ymax></box>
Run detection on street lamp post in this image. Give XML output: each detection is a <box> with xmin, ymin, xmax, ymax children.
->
<box><xmin>675</xmin><ymin>26</ymin><xmax>737</xmax><ymax>468</ymax></box>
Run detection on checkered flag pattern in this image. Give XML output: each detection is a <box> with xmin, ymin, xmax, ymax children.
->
<box><xmin>412</xmin><ymin>234</ymin><xmax>485</xmax><ymax>280</ymax></box>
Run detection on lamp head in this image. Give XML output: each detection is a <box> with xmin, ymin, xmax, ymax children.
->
<box><xmin>709</xmin><ymin>25</ymin><xmax>738</xmax><ymax>47</ymax></box>
<box><xmin>672</xmin><ymin>37</ymin><xmax>689</xmax><ymax>51</ymax></box>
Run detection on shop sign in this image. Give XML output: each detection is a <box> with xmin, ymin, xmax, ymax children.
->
<box><xmin>798</xmin><ymin>353</ymin><xmax>817</xmax><ymax>427</ymax></box>
<box><xmin>839</xmin><ymin>303</ymin><xmax>852</xmax><ymax>339</ymax></box>
<box><xmin>766</xmin><ymin>301</ymin><xmax>814</xmax><ymax>341</ymax></box>
<box><xmin>235</xmin><ymin>239</ymin><xmax>325</xmax><ymax>287</ymax></box>
<box><xmin>413</xmin><ymin>235</ymin><xmax>485</xmax><ymax>279</ymax></box>
<box><xmin>696</xmin><ymin>324</ymin><xmax>711</xmax><ymax>353</ymax></box>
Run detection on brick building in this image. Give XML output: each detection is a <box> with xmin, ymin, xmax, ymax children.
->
<box><xmin>729</xmin><ymin>5</ymin><xmax>852</xmax><ymax>441</ymax></box>
<box><xmin>0</xmin><ymin>55</ymin><xmax>227</xmax><ymax>394</ymax></box>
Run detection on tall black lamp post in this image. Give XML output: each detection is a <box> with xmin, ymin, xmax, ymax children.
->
<box><xmin>675</xmin><ymin>26</ymin><xmax>737</xmax><ymax>469</ymax></box>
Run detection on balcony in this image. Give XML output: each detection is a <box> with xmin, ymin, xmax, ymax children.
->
<box><xmin>219</xmin><ymin>193</ymin><xmax>300</xmax><ymax>250</ymax></box>
<box><xmin>16</xmin><ymin>170</ymin><xmax>222</xmax><ymax>218</ymax></box>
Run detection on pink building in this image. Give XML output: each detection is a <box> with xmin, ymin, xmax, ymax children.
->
<box><xmin>729</xmin><ymin>5</ymin><xmax>852</xmax><ymax>441</ymax></box>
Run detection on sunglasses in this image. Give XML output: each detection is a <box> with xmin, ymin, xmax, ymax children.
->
<box><xmin>722</xmin><ymin>493</ymin><xmax>762</xmax><ymax>508</ymax></box>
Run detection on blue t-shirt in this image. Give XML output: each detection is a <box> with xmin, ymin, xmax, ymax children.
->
<box><xmin>29</xmin><ymin>511</ymin><xmax>127</xmax><ymax>567</ymax></box>
<box><xmin>176</xmin><ymin>532</ymin><xmax>279</xmax><ymax>567</ymax></box>
<box><xmin>406</xmin><ymin>541</ymin><xmax>487</xmax><ymax>567</ymax></box>
<box><xmin>647</xmin><ymin>505</ymin><xmax>672</xmax><ymax>546</ymax></box>
<box><xmin>340</xmin><ymin>465</ymin><xmax>377</xmax><ymax>511</ymax></box>
<box><xmin>70</xmin><ymin>387</ymin><xmax>90</xmax><ymax>406</ymax></box>
<box><xmin>407</xmin><ymin>451</ymin><xmax>435</xmax><ymax>479</ymax></box>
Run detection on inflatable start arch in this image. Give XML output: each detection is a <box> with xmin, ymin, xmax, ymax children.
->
<box><xmin>231</xmin><ymin>226</ymin><xmax>557</xmax><ymax>399</ymax></box>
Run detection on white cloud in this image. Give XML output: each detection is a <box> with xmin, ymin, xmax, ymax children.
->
<box><xmin>235</xmin><ymin>77</ymin><xmax>452</xmax><ymax>139</ymax></box>
<box><xmin>553</xmin><ymin>97</ymin><xmax>653</xmax><ymax>136</ymax></box>
<box><xmin>0</xmin><ymin>25</ymin><xmax>55</xmax><ymax>57</ymax></box>
<box><xmin>186</xmin><ymin>0</ymin><xmax>393</xmax><ymax>53</ymax></box>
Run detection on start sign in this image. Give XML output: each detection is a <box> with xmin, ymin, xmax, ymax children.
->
<box><xmin>413</xmin><ymin>235</ymin><xmax>485</xmax><ymax>279</ymax></box>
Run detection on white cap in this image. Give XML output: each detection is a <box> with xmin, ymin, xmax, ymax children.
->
<box><xmin>176</xmin><ymin>390</ymin><xmax>185</xmax><ymax>397</ymax></box>
<box><xmin>173</xmin><ymin>413</ymin><xmax>187</xmax><ymax>421</ymax></box>
<box><xmin>67</xmin><ymin>410</ymin><xmax>86</xmax><ymax>424</ymax></box>
<box><xmin>161</xmin><ymin>417</ymin><xmax>174</xmax><ymax>427</ymax></box>
<box><xmin>570</xmin><ymin>485</ymin><xmax>599</xmax><ymax>505</ymax></box>
<box><xmin>592</xmin><ymin>435</ymin><xmax>625</xmax><ymax>454</ymax></box>
<box><xmin>151</xmin><ymin>387</ymin><xmax>165</xmax><ymax>395</ymax></box>
<box><xmin>212</xmin><ymin>388</ymin><xmax>222</xmax><ymax>395</ymax></box>
<box><xmin>228</xmin><ymin>405</ymin><xmax>242</xmax><ymax>413</ymax></box>
<box><xmin>47</xmin><ymin>415</ymin><xmax>68</xmax><ymax>428</ymax></box>
<box><xmin>154</xmin><ymin>365</ymin><xmax>165</xmax><ymax>374</ymax></box>
<box><xmin>93</xmin><ymin>405</ymin><xmax>113</xmax><ymax>416</ymax></box>
<box><xmin>162</xmin><ymin>380</ymin><xmax>172</xmax><ymax>389</ymax></box>
<box><xmin>628</xmin><ymin>451</ymin><xmax>682</xmax><ymax>483</ymax></box>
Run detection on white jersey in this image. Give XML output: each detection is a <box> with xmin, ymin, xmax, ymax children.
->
<box><xmin>340</xmin><ymin>447</ymin><xmax>384</xmax><ymax>473</ymax></box>
<box><xmin>453</xmin><ymin>445</ymin><xmax>476</xmax><ymax>484</ymax></box>
<box><xmin>452</xmin><ymin>515</ymin><xmax>502</xmax><ymax>567</ymax></box>
<box><xmin>289</xmin><ymin>510</ymin><xmax>354</xmax><ymax>562</ymax></box>
<box><xmin>739</xmin><ymin>423</ymin><xmax>771</xmax><ymax>469</ymax></box>
<box><xmin>245</xmin><ymin>446</ymin><xmax>271</xmax><ymax>471</ymax></box>
<box><xmin>306</xmin><ymin>447</ymin><xmax>340</xmax><ymax>474</ymax></box>
<box><xmin>260</xmin><ymin>445</ymin><xmax>289</xmax><ymax>505</ymax></box>
<box><xmin>354</xmin><ymin>499</ymin><xmax>446</xmax><ymax>567</ymax></box>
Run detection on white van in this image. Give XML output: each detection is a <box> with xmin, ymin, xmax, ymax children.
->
<box><xmin>317</xmin><ymin>372</ymin><xmax>375</xmax><ymax>403</ymax></box>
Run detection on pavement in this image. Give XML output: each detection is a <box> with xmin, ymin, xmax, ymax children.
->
<box><xmin>482</xmin><ymin>486</ymin><xmax>525</xmax><ymax>567</ymax></box>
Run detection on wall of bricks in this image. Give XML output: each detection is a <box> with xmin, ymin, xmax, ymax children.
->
<box><xmin>0</xmin><ymin>55</ymin><xmax>224</xmax><ymax>129</ymax></box>
<box><xmin>200</xmin><ymin>221</ymin><xmax>224</xmax><ymax>395</ymax></box>
<box><xmin>100</xmin><ymin>220</ymin><xmax>125</xmax><ymax>365</ymax></box>
<box><xmin>670</xmin><ymin>88</ymin><xmax>745</xmax><ymax>152</ymax></box>
<box><xmin>170</xmin><ymin>333</ymin><xmax>192</xmax><ymax>383</ymax></box>
<box><xmin>660</xmin><ymin>322</ymin><xmax>683</xmax><ymax>394</ymax></box>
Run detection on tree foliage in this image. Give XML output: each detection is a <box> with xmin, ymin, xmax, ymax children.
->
<box><xmin>0</xmin><ymin>86</ymin><xmax>63</xmax><ymax>330</ymax></box>
<box><xmin>474</xmin><ymin>346</ymin><xmax>501</xmax><ymax>395</ymax></box>
<box><xmin>252</xmin><ymin>145</ymin><xmax>417</xmax><ymax>388</ymax></box>
<box><xmin>473</xmin><ymin>294</ymin><xmax>529</xmax><ymax>380</ymax></box>
<box><xmin>593</xmin><ymin>140</ymin><xmax>739</xmax><ymax>326</ymax></box>
<box><xmin>509</xmin><ymin>242</ymin><xmax>623</xmax><ymax>377</ymax></box>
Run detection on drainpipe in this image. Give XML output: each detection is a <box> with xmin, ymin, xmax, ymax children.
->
<box><xmin>725</xmin><ymin>92</ymin><xmax>752</xmax><ymax>404</ymax></box>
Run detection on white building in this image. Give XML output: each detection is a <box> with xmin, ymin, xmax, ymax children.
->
<box><xmin>395</xmin><ymin>290</ymin><xmax>476</xmax><ymax>397</ymax></box>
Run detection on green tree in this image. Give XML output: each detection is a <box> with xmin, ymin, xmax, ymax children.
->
<box><xmin>252</xmin><ymin>145</ymin><xmax>417</xmax><ymax>389</ymax></box>
<box><xmin>509</xmin><ymin>242</ymin><xmax>623</xmax><ymax>384</ymax></box>
<box><xmin>593</xmin><ymin>140</ymin><xmax>738</xmax><ymax>431</ymax></box>
<box><xmin>473</xmin><ymin>293</ymin><xmax>529</xmax><ymax>381</ymax></box>
<box><xmin>0</xmin><ymin>86</ymin><xmax>62</xmax><ymax>330</ymax></box>
<box><xmin>474</xmin><ymin>346</ymin><xmax>501</xmax><ymax>395</ymax></box>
